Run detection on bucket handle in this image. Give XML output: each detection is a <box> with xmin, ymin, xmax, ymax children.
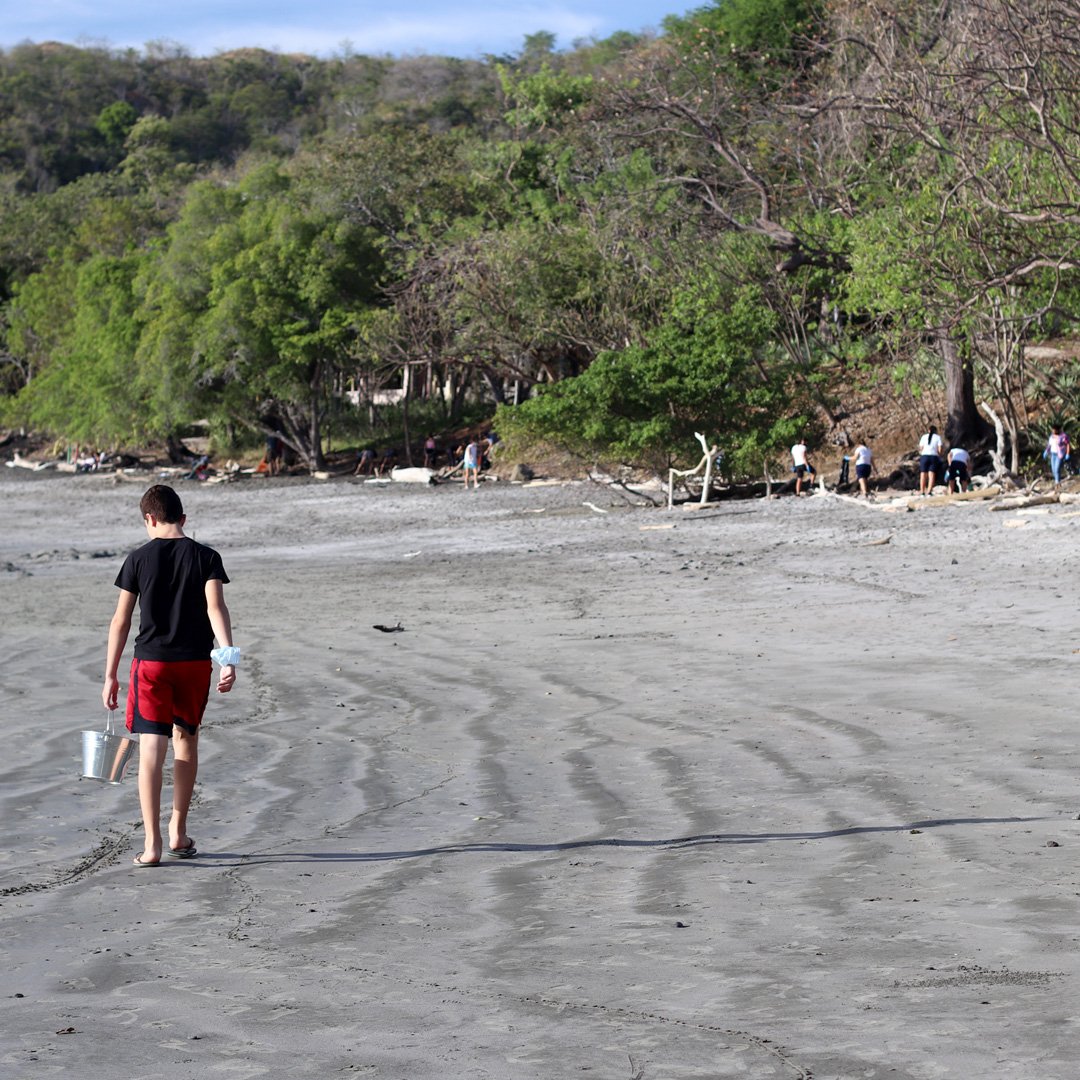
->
<box><xmin>104</xmin><ymin>709</ymin><xmax>122</xmax><ymax>735</ymax></box>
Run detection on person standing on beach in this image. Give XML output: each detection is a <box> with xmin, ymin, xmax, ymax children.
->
<box><xmin>265</xmin><ymin>433</ymin><xmax>283</xmax><ymax>476</ymax></box>
<box><xmin>463</xmin><ymin>437</ymin><xmax>481</xmax><ymax>489</ymax></box>
<box><xmin>853</xmin><ymin>441</ymin><xmax>876</xmax><ymax>498</ymax></box>
<box><xmin>1044</xmin><ymin>425</ymin><xmax>1069</xmax><ymax>487</ymax></box>
<box><xmin>791</xmin><ymin>438</ymin><xmax>817</xmax><ymax>496</ymax></box>
<box><xmin>102</xmin><ymin>485</ymin><xmax>237</xmax><ymax>867</ymax></box>
<box><xmin>918</xmin><ymin>425</ymin><xmax>943</xmax><ymax>495</ymax></box>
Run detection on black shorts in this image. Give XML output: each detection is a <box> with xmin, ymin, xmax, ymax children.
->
<box><xmin>855</xmin><ymin>463</ymin><xmax>871</xmax><ymax>480</ymax></box>
<box><xmin>919</xmin><ymin>454</ymin><xmax>941</xmax><ymax>474</ymax></box>
<box><xmin>949</xmin><ymin>463</ymin><xmax>969</xmax><ymax>484</ymax></box>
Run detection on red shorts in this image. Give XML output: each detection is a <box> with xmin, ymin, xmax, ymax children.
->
<box><xmin>126</xmin><ymin>658</ymin><xmax>212</xmax><ymax>737</ymax></box>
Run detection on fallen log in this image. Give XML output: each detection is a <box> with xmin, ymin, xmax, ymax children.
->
<box><xmin>988</xmin><ymin>493</ymin><xmax>1060</xmax><ymax>512</ymax></box>
<box><xmin>907</xmin><ymin>485</ymin><xmax>1001</xmax><ymax>509</ymax></box>
<box><xmin>6</xmin><ymin>452</ymin><xmax>55</xmax><ymax>471</ymax></box>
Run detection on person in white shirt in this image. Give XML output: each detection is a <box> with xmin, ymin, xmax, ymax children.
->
<box><xmin>946</xmin><ymin>446</ymin><xmax>971</xmax><ymax>493</ymax></box>
<box><xmin>853</xmin><ymin>442</ymin><xmax>876</xmax><ymax>498</ymax></box>
<box><xmin>791</xmin><ymin>439</ymin><xmax>817</xmax><ymax>496</ymax></box>
<box><xmin>917</xmin><ymin>425</ymin><xmax>943</xmax><ymax>495</ymax></box>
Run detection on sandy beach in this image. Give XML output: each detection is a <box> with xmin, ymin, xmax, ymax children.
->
<box><xmin>2</xmin><ymin>470</ymin><xmax>1079</xmax><ymax>1079</ymax></box>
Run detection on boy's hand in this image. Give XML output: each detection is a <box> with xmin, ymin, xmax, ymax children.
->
<box><xmin>217</xmin><ymin>665</ymin><xmax>236</xmax><ymax>694</ymax></box>
<box><xmin>102</xmin><ymin>676</ymin><xmax>120</xmax><ymax>710</ymax></box>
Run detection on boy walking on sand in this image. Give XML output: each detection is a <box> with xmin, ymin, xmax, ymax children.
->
<box><xmin>103</xmin><ymin>485</ymin><xmax>237</xmax><ymax>867</ymax></box>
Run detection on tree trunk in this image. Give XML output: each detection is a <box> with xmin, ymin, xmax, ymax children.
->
<box><xmin>939</xmin><ymin>329</ymin><xmax>985</xmax><ymax>446</ymax></box>
<box><xmin>979</xmin><ymin>401</ymin><xmax>1008</xmax><ymax>479</ymax></box>
<box><xmin>481</xmin><ymin>367</ymin><xmax>506</xmax><ymax>405</ymax></box>
<box><xmin>278</xmin><ymin>408</ymin><xmax>306</xmax><ymax>469</ymax></box>
<box><xmin>165</xmin><ymin>433</ymin><xmax>189</xmax><ymax>464</ymax></box>
<box><xmin>449</xmin><ymin>367</ymin><xmax>469</xmax><ymax>421</ymax></box>
<box><xmin>309</xmin><ymin>363</ymin><xmax>326</xmax><ymax>472</ymax></box>
<box><xmin>402</xmin><ymin>364</ymin><xmax>413</xmax><ymax>466</ymax></box>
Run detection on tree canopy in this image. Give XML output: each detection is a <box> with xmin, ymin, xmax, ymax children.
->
<box><xmin>3</xmin><ymin>1</ymin><xmax>1080</xmax><ymax>477</ymax></box>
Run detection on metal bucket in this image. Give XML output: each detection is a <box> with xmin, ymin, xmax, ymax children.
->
<box><xmin>81</xmin><ymin>717</ymin><xmax>137</xmax><ymax>784</ymax></box>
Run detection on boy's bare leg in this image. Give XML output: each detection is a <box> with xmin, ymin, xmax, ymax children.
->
<box><xmin>170</xmin><ymin>726</ymin><xmax>199</xmax><ymax>850</ymax></box>
<box><xmin>136</xmin><ymin>734</ymin><xmax>170</xmax><ymax>862</ymax></box>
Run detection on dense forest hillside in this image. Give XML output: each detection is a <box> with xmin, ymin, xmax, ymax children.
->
<box><xmin>2</xmin><ymin>0</ymin><xmax>1079</xmax><ymax>477</ymax></box>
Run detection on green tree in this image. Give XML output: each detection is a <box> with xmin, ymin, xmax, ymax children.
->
<box><xmin>497</xmin><ymin>277</ymin><xmax>813</xmax><ymax>475</ymax></box>
<box><xmin>5</xmin><ymin>251</ymin><xmax>146</xmax><ymax>441</ymax></box>
<box><xmin>136</xmin><ymin>164</ymin><xmax>384</xmax><ymax>468</ymax></box>
<box><xmin>662</xmin><ymin>0</ymin><xmax>823</xmax><ymax>83</ymax></box>
<box><xmin>95</xmin><ymin>101</ymin><xmax>139</xmax><ymax>149</ymax></box>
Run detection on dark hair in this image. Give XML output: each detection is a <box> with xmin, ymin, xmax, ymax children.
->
<box><xmin>140</xmin><ymin>484</ymin><xmax>184</xmax><ymax>523</ymax></box>
<box><xmin>928</xmin><ymin>425</ymin><xmax>937</xmax><ymax>436</ymax></box>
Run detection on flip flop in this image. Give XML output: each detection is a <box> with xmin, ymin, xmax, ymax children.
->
<box><xmin>167</xmin><ymin>839</ymin><xmax>197</xmax><ymax>859</ymax></box>
<box><xmin>133</xmin><ymin>853</ymin><xmax>160</xmax><ymax>867</ymax></box>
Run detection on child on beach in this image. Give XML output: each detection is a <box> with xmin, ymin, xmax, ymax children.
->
<box><xmin>102</xmin><ymin>485</ymin><xmax>237</xmax><ymax>867</ymax></box>
<box><xmin>1044</xmin><ymin>426</ymin><xmax>1069</xmax><ymax>487</ymax></box>
<box><xmin>790</xmin><ymin>438</ymin><xmax>817</xmax><ymax>496</ymax></box>
<box><xmin>852</xmin><ymin>441</ymin><xmax>875</xmax><ymax>498</ymax></box>
<box><xmin>463</xmin><ymin>437</ymin><xmax>481</xmax><ymax>489</ymax></box>
<box><xmin>918</xmin><ymin>426</ymin><xmax>943</xmax><ymax>494</ymax></box>
<box><xmin>946</xmin><ymin>446</ymin><xmax>971</xmax><ymax>493</ymax></box>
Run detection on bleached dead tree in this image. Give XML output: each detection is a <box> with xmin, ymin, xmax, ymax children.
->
<box><xmin>667</xmin><ymin>432</ymin><xmax>722</xmax><ymax>508</ymax></box>
<box><xmin>979</xmin><ymin>401</ymin><xmax>1009</xmax><ymax>479</ymax></box>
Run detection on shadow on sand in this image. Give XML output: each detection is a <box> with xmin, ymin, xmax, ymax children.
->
<box><xmin>192</xmin><ymin>815</ymin><xmax>1053</xmax><ymax>867</ymax></box>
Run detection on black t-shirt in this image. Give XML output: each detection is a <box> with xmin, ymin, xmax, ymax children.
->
<box><xmin>115</xmin><ymin>536</ymin><xmax>229</xmax><ymax>661</ymax></box>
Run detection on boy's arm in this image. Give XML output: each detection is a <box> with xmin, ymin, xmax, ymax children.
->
<box><xmin>103</xmin><ymin>590</ymin><xmax>137</xmax><ymax>710</ymax></box>
<box><xmin>205</xmin><ymin>579</ymin><xmax>236</xmax><ymax>694</ymax></box>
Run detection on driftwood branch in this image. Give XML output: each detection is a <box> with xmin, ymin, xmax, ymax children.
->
<box><xmin>666</xmin><ymin>433</ymin><xmax>722</xmax><ymax>508</ymax></box>
<box><xmin>978</xmin><ymin>401</ymin><xmax>1009</xmax><ymax>479</ymax></box>
<box><xmin>988</xmin><ymin>493</ymin><xmax>1060</xmax><ymax>511</ymax></box>
<box><xmin>908</xmin><ymin>485</ymin><xmax>1002</xmax><ymax>508</ymax></box>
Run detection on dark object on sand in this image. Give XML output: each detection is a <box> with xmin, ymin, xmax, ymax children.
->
<box><xmin>373</xmin><ymin>622</ymin><xmax>404</xmax><ymax>633</ymax></box>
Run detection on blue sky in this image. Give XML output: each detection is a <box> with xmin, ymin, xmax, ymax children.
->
<box><xmin>1</xmin><ymin>0</ymin><xmax>693</xmax><ymax>59</ymax></box>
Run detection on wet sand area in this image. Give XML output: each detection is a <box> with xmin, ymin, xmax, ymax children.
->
<box><xmin>2</xmin><ymin>472</ymin><xmax>1079</xmax><ymax>1078</ymax></box>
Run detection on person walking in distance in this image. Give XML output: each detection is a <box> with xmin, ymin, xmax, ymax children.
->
<box><xmin>1044</xmin><ymin>425</ymin><xmax>1069</xmax><ymax>488</ymax></box>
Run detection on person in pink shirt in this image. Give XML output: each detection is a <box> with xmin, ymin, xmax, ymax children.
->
<box><xmin>1045</xmin><ymin>425</ymin><xmax>1069</xmax><ymax>486</ymax></box>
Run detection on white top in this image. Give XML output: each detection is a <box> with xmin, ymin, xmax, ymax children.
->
<box><xmin>791</xmin><ymin>443</ymin><xmax>808</xmax><ymax>467</ymax></box>
<box><xmin>919</xmin><ymin>432</ymin><xmax>943</xmax><ymax>456</ymax></box>
<box><xmin>949</xmin><ymin>448</ymin><xmax>970</xmax><ymax>465</ymax></box>
<box><xmin>854</xmin><ymin>445</ymin><xmax>872</xmax><ymax>466</ymax></box>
